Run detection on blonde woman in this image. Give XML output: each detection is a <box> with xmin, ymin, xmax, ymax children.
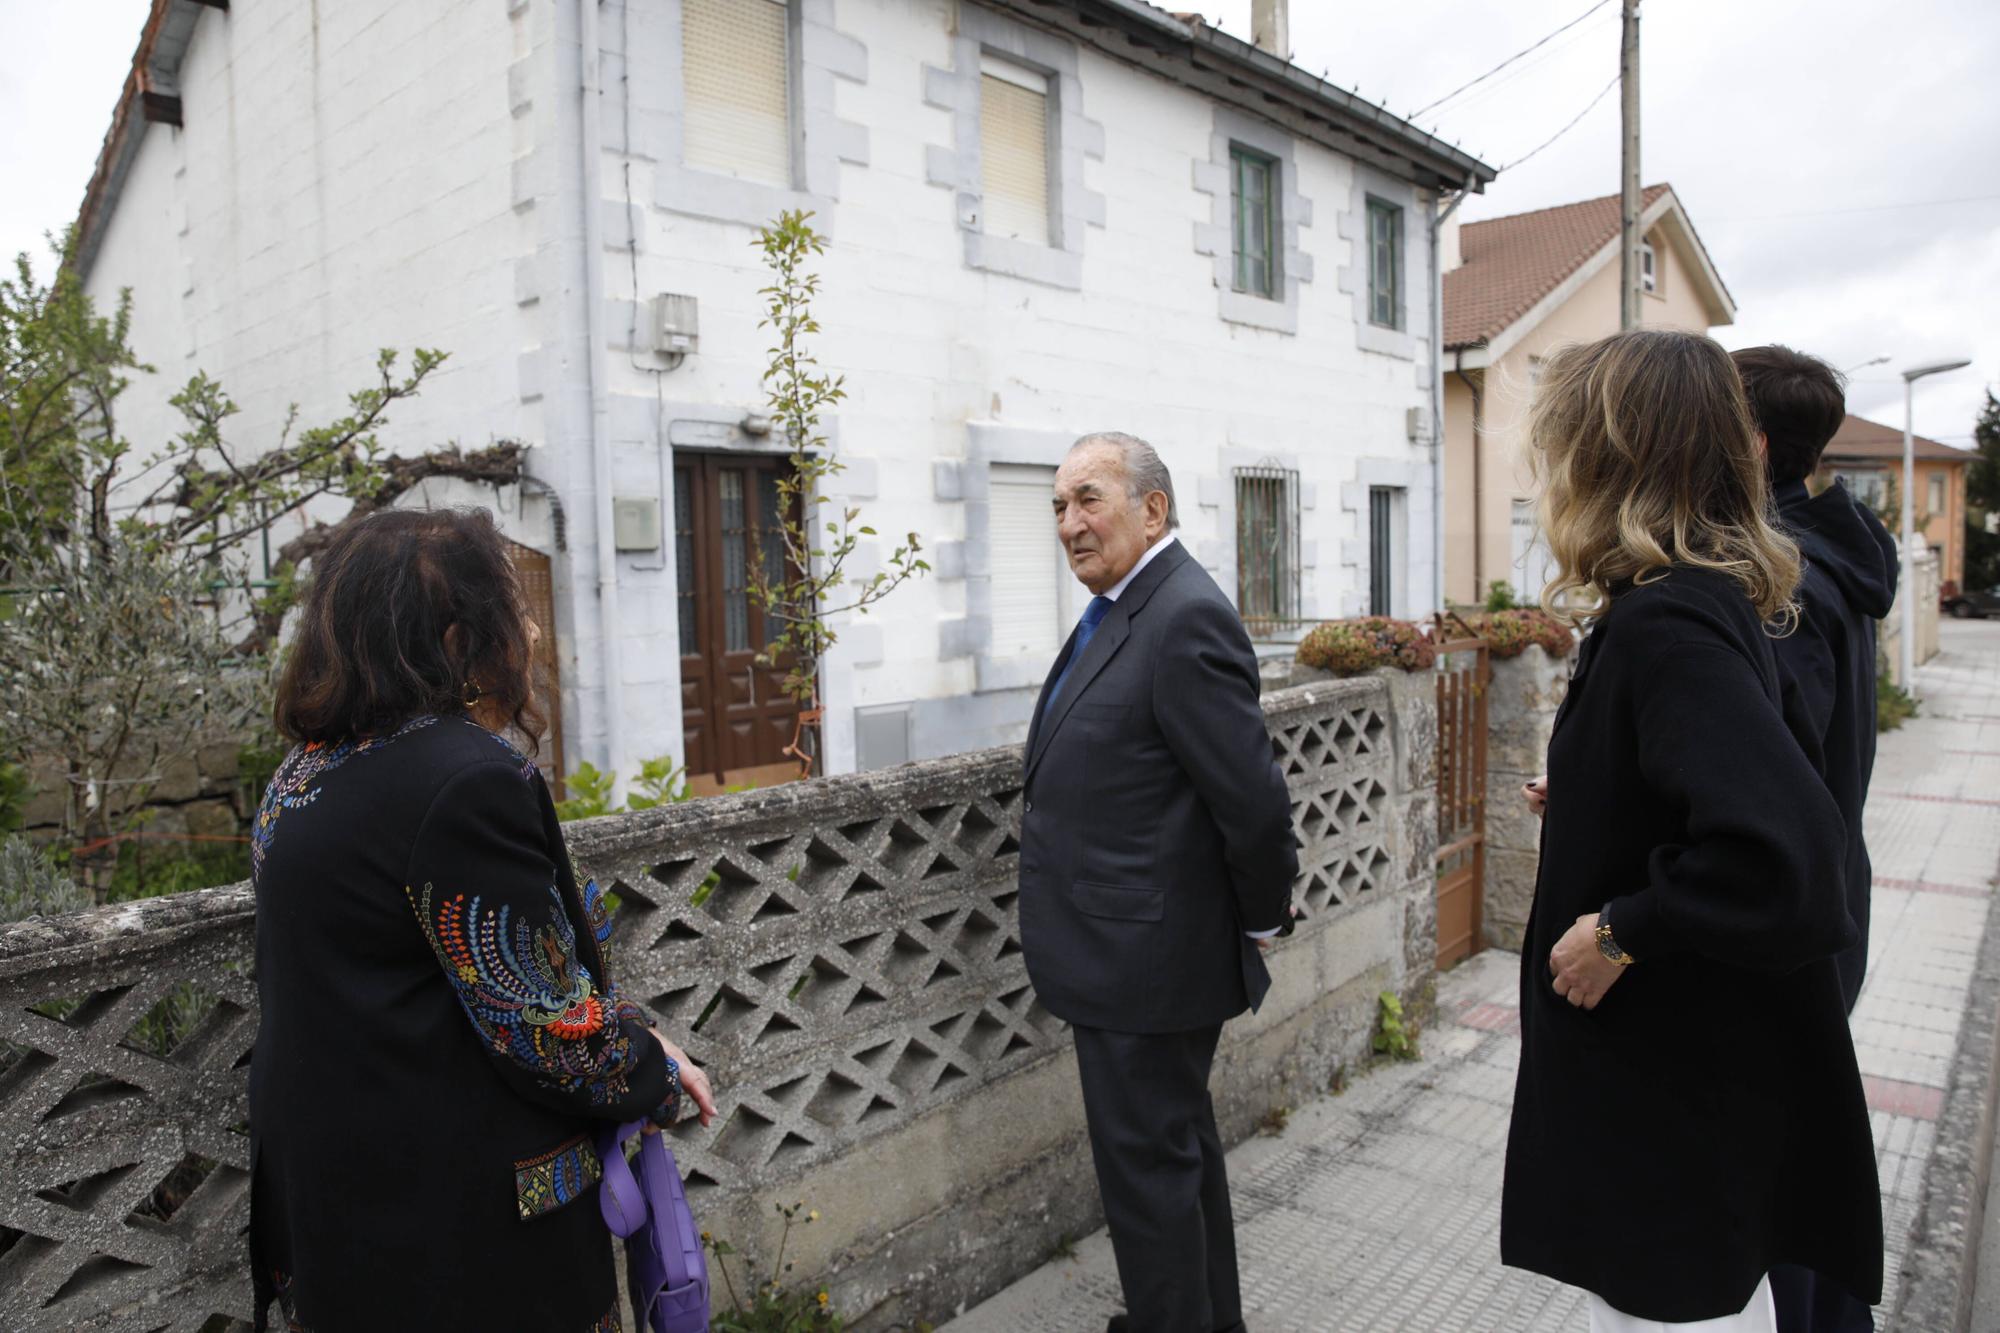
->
<box><xmin>1500</xmin><ymin>330</ymin><xmax>1881</xmax><ymax>1331</ymax></box>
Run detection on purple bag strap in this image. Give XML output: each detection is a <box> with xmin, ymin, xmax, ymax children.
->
<box><xmin>597</xmin><ymin>1121</ymin><xmax>702</xmax><ymax>1294</ymax></box>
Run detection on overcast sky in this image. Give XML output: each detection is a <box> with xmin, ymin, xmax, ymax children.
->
<box><xmin>4</xmin><ymin>0</ymin><xmax>1995</xmax><ymax>442</ymax></box>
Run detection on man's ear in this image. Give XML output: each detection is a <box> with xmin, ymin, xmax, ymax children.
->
<box><xmin>1145</xmin><ymin>490</ymin><xmax>1171</xmax><ymax>537</ymax></box>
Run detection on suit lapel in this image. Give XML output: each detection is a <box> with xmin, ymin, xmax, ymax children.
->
<box><xmin>1025</xmin><ymin>542</ymin><xmax>1191</xmax><ymax>781</ymax></box>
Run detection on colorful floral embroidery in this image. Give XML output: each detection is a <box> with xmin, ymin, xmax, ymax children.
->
<box><xmin>251</xmin><ymin>716</ymin><xmax>440</xmax><ymax>882</ymax></box>
<box><xmin>270</xmin><ymin>1269</ymin><xmax>309</xmax><ymax>1331</ymax></box>
<box><xmin>581</xmin><ymin>877</ymin><xmax>616</xmax><ymax>949</ymax></box>
<box><xmin>514</xmin><ymin>1131</ymin><xmax>604</xmax><ymax>1220</ymax></box>
<box><xmin>591</xmin><ymin>1308</ymin><xmax>623</xmax><ymax>1333</ymax></box>
<box><xmin>483</xmin><ymin>725</ymin><xmax>541</xmax><ymax>782</ymax></box>
<box><xmin>407</xmin><ymin>880</ymin><xmax>657</xmax><ymax>1106</ymax></box>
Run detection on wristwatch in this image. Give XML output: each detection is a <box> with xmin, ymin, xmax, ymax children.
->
<box><xmin>1595</xmin><ymin>909</ymin><xmax>1635</xmax><ymax>966</ymax></box>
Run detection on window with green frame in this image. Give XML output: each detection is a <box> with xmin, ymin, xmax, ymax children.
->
<box><xmin>1367</xmin><ymin>197</ymin><xmax>1402</xmax><ymax>329</ymax></box>
<box><xmin>1230</xmin><ymin>145</ymin><xmax>1278</xmax><ymax>299</ymax></box>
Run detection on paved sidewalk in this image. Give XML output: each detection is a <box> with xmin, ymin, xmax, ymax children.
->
<box><xmin>945</xmin><ymin>619</ymin><xmax>2000</xmax><ymax>1332</ymax></box>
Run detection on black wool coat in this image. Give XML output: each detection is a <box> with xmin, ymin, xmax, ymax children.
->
<box><xmin>1501</xmin><ymin>567</ymin><xmax>1882</xmax><ymax>1322</ymax></box>
<box><xmin>1018</xmin><ymin>541</ymin><xmax>1298</xmax><ymax>1034</ymax></box>
<box><xmin>1772</xmin><ymin>478</ymin><xmax>1899</xmax><ymax>1011</ymax></box>
<box><xmin>249</xmin><ymin>715</ymin><xmax>679</xmax><ymax>1332</ymax></box>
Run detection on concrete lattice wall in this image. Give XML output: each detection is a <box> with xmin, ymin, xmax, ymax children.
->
<box><xmin>0</xmin><ymin>674</ymin><xmax>1436</xmax><ymax>1331</ymax></box>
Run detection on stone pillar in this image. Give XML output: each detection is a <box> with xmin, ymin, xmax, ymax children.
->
<box><xmin>1481</xmin><ymin>645</ymin><xmax>1568</xmax><ymax>950</ymax></box>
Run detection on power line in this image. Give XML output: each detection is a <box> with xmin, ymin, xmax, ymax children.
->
<box><xmin>1705</xmin><ymin>193</ymin><xmax>2000</xmax><ymax>224</ymax></box>
<box><xmin>1500</xmin><ymin>75</ymin><xmax>1619</xmax><ymax>172</ymax></box>
<box><xmin>1426</xmin><ymin>11</ymin><xmax>1621</xmax><ymax>122</ymax></box>
<box><xmin>1412</xmin><ymin>0</ymin><xmax>1616</xmax><ymax>119</ymax></box>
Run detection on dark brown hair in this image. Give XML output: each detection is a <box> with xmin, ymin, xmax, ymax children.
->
<box><xmin>1529</xmin><ymin>328</ymin><xmax>1799</xmax><ymax>626</ymax></box>
<box><xmin>274</xmin><ymin>507</ymin><xmax>546</xmax><ymax>749</ymax></box>
<box><xmin>1730</xmin><ymin>344</ymin><xmax>1848</xmax><ymax>485</ymax></box>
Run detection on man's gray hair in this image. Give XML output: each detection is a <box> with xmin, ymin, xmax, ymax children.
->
<box><xmin>1071</xmin><ymin>431</ymin><xmax>1181</xmax><ymax>530</ymax></box>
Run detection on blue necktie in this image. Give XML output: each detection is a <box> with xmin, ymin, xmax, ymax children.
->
<box><xmin>1044</xmin><ymin>596</ymin><xmax>1113</xmax><ymax>720</ymax></box>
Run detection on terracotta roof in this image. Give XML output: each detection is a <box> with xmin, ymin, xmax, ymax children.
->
<box><xmin>1822</xmin><ymin>414</ymin><xmax>1975</xmax><ymax>465</ymax></box>
<box><xmin>1443</xmin><ymin>184</ymin><xmax>1671</xmax><ymax>350</ymax></box>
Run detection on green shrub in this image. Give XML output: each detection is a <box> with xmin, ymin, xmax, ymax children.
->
<box><xmin>0</xmin><ymin>833</ymin><xmax>88</xmax><ymax>922</ymax></box>
<box><xmin>104</xmin><ymin>836</ymin><xmax>251</xmax><ymax>904</ymax></box>
<box><xmin>1464</xmin><ymin>608</ymin><xmax>1576</xmax><ymax>660</ymax></box>
<box><xmin>1877</xmin><ymin>654</ymin><xmax>1919</xmax><ymax>733</ymax></box>
<box><xmin>1296</xmin><ymin>618</ymin><xmax>1437</xmax><ymax>676</ymax></box>
<box><xmin>705</xmin><ymin>1200</ymin><xmax>845</xmax><ymax>1332</ymax></box>
<box><xmin>555</xmin><ymin>756</ymin><xmax>701</xmax><ymax>821</ymax></box>
<box><xmin>1372</xmin><ymin>990</ymin><xmax>1421</xmax><ymax>1062</ymax></box>
<box><xmin>0</xmin><ymin>763</ymin><xmax>29</xmax><ymax>833</ymax></box>
<box><xmin>1483</xmin><ymin>579</ymin><xmax>1520</xmax><ymax>612</ymax></box>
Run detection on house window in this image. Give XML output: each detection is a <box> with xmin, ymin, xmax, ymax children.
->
<box><xmin>979</xmin><ymin>56</ymin><xmax>1052</xmax><ymax>247</ymax></box>
<box><xmin>988</xmin><ymin>463</ymin><xmax>1063</xmax><ymax>657</ymax></box>
<box><xmin>1641</xmin><ymin>241</ymin><xmax>1658</xmax><ymax>294</ymax></box>
<box><xmin>682</xmin><ymin>0</ymin><xmax>793</xmax><ymax>188</ymax></box>
<box><xmin>1230</xmin><ymin>146</ymin><xmax>1278</xmax><ymax>298</ymax></box>
<box><xmin>1235</xmin><ymin>466</ymin><xmax>1300</xmax><ymax>628</ymax></box>
<box><xmin>1929</xmin><ymin>473</ymin><xmax>1946</xmax><ymax>516</ymax></box>
<box><xmin>1368</xmin><ymin>485</ymin><xmax>1405</xmax><ymax>616</ymax></box>
<box><xmin>1510</xmin><ymin>498</ymin><xmax>1554</xmax><ymax>607</ymax></box>
<box><xmin>1837</xmin><ymin>469</ymin><xmax>1888</xmax><ymax>510</ymax></box>
<box><xmin>1367</xmin><ymin>198</ymin><xmax>1403</xmax><ymax>329</ymax></box>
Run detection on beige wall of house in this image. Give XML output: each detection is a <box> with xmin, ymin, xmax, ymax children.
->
<box><xmin>1819</xmin><ymin>457</ymin><xmax>1969</xmax><ymax>589</ymax></box>
<box><xmin>1443</xmin><ymin>222</ymin><xmax>1719</xmax><ymax>607</ymax></box>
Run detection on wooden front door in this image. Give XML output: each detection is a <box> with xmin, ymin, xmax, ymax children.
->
<box><xmin>505</xmin><ymin>540</ymin><xmax>566</xmax><ymax>800</ymax></box>
<box><xmin>674</xmin><ymin>452</ymin><xmax>803</xmax><ymax>793</ymax></box>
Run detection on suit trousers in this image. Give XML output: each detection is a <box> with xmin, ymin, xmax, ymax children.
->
<box><xmin>1768</xmin><ymin>1265</ymin><xmax>1873</xmax><ymax>1333</ymax></box>
<box><xmin>1072</xmin><ymin>1023</ymin><xmax>1241</xmax><ymax>1333</ymax></box>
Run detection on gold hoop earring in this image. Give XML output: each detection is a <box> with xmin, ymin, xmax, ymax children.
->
<box><xmin>462</xmin><ymin>680</ymin><xmax>484</xmax><ymax>708</ymax></box>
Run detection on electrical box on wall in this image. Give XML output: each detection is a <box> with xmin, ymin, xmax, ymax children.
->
<box><xmin>1406</xmin><ymin>405</ymin><xmax>1432</xmax><ymax>443</ymax></box>
<box><xmin>613</xmin><ymin>497</ymin><xmax>662</xmax><ymax>551</ymax></box>
<box><xmin>652</xmin><ymin>294</ymin><xmax>699</xmax><ymax>356</ymax></box>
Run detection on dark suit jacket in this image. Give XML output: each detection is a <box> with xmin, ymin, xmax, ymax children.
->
<box><xmin>249</xmin><ymin>714</ymin><xmax>678</xmax><ymax>1331</ymax></box>
<box><xmin>1017</xmin><ymin>540</ymin><xmax>1298</xmax><ymax>1034</ymax></box>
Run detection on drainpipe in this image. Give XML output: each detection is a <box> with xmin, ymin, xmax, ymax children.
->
<box><xmin>1429</xmin><ymin>175</ymin><xmax>1472</xmax><ymax>614</ymax></box>
<box><xmin>579</xmin><ymin>0</ymin><xmax>625</xmax><ymax>792</ymax></box>
<box><xmin>1453</xmin><ymin>350</ymin><xmax>1484</xmax><ymax>605</ymax></box>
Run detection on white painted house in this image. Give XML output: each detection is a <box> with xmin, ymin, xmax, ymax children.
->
<box><xmin>76</xmin><ymin>0</ymin><xmax>1493</xmax><ymax>789</ymax></box>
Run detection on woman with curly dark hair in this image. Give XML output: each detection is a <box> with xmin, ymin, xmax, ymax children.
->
<box><xmin>249</xmin><ymin>507</ymin><xmax>715</xmax><ymax>1332</ymax></box>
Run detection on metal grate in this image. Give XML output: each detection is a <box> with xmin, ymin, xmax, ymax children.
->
<box><xmin>1368</xmin><ymin>486</ymin><xmax>1395</xmax><ymax>616</ymax></box>
<box><xmin>1235</xmin><ymin>465</ymin><xmax>1301</xmax><ymax>632</ymax></box>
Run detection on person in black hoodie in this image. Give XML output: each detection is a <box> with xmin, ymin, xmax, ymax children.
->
<box><xmin>1734</xmin><ymin>345</ymin><xmax>1899</xmax><ymax>1014</ymax></box>
<box><xmin>1501</xmin><ymin>329</ymin><xmax>1881</xmax><ymax>1331</ymax></box>
<box><xmin>1734</xmin><ymin>347</ymin><xmax>1898</xmax><ymax>1333</ymax></box>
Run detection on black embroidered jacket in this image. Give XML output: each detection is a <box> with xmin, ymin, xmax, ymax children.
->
<box><xmin>249</xmin><ymin>715</ymin><xmax>678</xmax><ymax>1331</ymax></box>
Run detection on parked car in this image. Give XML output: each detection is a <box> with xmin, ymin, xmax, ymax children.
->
<box><xmin>1943</xmin><ymin>585</ymin><xmax>2000</xmax><ymax>619</ymax></box>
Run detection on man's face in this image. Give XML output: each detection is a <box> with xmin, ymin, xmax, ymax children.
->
<box><xmin>1052</xmin><ymin>444</ymin><xmax>1165</xmax><ymax>595</ymax></box>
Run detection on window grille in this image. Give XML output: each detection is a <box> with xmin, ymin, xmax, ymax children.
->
<box><xmin>1235</xmin><ymin>465</ymin><xmax>1300</xmax><ymax>631</ymax></box>
<box><xmin>683</xmin><ymin>0</ymin><xmax>793</xmax><ymax>188</ymax></box>
<box><xmin>979</xmin><ymin>56</ymin><xmax>1051</xmax><ymax>246</ymax></box>
<box><xmin>1367</xmin><ymin>198</ymin><xmax>1402</xmax><ymax>329</ymax></box>
<box><xmin>1230</xmin><ymin>146</ymin><xmax>1278</xmax><ymax>298</ymax></box>
<box><xmin>1368</xmin><ymin>486</ymin><xmax>1397</xmax><ymax>616</ymax></box>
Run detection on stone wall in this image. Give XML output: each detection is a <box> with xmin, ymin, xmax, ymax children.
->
<box><xmin>17</xmin><ymin>742</ymin><xmax>260</xmax><ymax>843</ymax></box>
<box><xmin>0</xmin><ymin>676</ymin><xmax>1435</xmax><ymax>1332</ymax></box>
<box><xmin>1480</xmin><ymin>646</ymin><xmax>1569</xmax><ymax>951</ymax></box>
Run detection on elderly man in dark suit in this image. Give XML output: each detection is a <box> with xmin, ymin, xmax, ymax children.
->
<box><xmin>1018</xmin><ymin>431</ymin><xmax>1299</xmax><ymax>1333</ymax></box>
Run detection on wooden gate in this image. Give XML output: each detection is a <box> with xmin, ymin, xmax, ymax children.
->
<box><xmin>1434</xmin><ymin>615</ymin><xmax>1489</xmax><ymax>968</ymax></box>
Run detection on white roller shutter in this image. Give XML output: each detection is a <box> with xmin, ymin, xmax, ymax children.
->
<box><xmin>988</xmin><ymin>464</ymin><xmax>1062</xmax><ymax>658</ymax></box>
<box><xmin>683</xmin><ymin>0</ymin><xmax>792</xmax><ymax>188</ymax></box>
<box><xmin>978</xmin><ymin>56</ymin><xmax>1051</xmax><ymax>247</ymax></box>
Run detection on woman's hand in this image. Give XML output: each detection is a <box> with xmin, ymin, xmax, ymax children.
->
<box><xmin>650</xmin><ymin>1031</ymin><xmax>718</xmax><ymax>1128</ymax></box>
<box><xmin>1523</xmin><ymin>774</ymin><xmax>1549</xmax><ymax>819</ymax></box>
<box><xmin>1548</xmin><ymin>912</ymin><xmax>1626</xmax><ymax>1010</ymax></box>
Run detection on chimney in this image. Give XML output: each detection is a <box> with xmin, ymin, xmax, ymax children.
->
<box><xmin>1251</xmin><ymin>0</ymin><xmax>1289</xmax><ymax>59</ymax></box>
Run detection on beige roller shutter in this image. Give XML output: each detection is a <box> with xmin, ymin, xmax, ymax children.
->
<box><xmin>979</xmin><ymin>55</ymin><xmax>1051</xmax><ymax>247</ymax></box>
<box><xmin>989</xmin><ymin>464</ymin><xmax>1062</xmax><ymax>658</ymax></box>
<box><xmin>683</xmin><ymin>0</ymin><xmax>792</xmax><ymax>187</ymax></box>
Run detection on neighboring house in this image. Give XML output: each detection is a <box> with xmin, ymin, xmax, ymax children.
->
<box><xmin>1439</xmin><ymin>184</ymin><xmax>1734</xmax><ymax>605</ymax></box>
<box><xmin>1820</xmin><ymin>413</ymin><xmax>1972</xmax><ymax>590</ymax></box>
<box><xmin>74</xmin><ymin>0</ymin><xmax>1493</xmax><ymax>787</ymax></box>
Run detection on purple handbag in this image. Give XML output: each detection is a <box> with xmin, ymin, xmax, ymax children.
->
<box><xmin>597</xmin><ymin>1120</ymin><xmax>710</xmax><ymax>1333</ymax></box>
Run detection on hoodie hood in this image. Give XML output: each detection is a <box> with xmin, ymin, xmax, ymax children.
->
<box><xmin>1775</xmin><ymin>479</ymin><xmax>1898</xmax><ymax>620</ymax></box>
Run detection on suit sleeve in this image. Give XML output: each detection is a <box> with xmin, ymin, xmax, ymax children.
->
<box><xmin>1152</xmin><ymin>596</ymin><xmax>1298</xmax><ymax>933</ymax></box>
<box><xmin>1604</xmin><ymin>640</ymin><xmax>1854</xmax><ymax>971</ymax></box>
<box><xmin>404</xmin><ymin>758</ymin><xmax>680</xmax><ymax>1123</ymax></box>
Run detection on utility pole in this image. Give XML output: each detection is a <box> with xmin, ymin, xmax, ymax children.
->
<box><xmin>1619</xmin><ymin>0</ymin><xmax>1642</xmax><ymax>331</ymax></box>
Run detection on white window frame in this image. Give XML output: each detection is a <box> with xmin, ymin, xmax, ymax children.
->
<box><xmin>1641</xmin><ymin>241</ymin><xmax>1659</xmax><ymax>295</ymax></box>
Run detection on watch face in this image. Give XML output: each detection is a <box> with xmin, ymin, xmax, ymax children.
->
<box><xmin>1595</xmin><ymin>928</ymin><xmax>1625</xmax><ymax>963</ymax></box>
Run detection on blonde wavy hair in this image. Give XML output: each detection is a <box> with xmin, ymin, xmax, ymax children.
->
<box><xmin>1529</xmin><ymin>328</ymin><xmax>1800</xmax><ymax>629</ymax></box>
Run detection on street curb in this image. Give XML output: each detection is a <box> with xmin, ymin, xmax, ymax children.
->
<box><xmin>1892</xmin><ymin>877</ymin><xmax>2000</xmax><ymax>1331</ymax></box>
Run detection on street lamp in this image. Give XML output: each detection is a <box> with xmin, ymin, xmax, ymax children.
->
<box><xmin>1900</xmin><ymin>357</ymin><xmax>1972</xmax><ymax>687</ymax></box>
<box><xmin>1843</xmin><ymin>355</ymin><xmax>1890</xmax><ymax>375</ymax></box>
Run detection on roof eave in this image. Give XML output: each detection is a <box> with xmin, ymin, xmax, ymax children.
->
<box><xmin>992</xmin><ymin>0</ymin><xmax>1497</xmax><ymax>193</ymax></box>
